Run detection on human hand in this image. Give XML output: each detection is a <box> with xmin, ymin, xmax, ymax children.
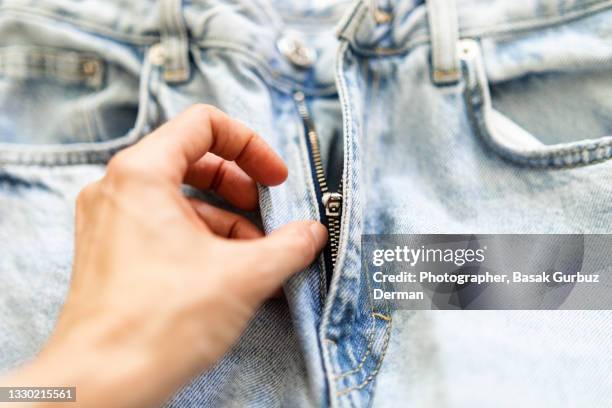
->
<box><xmin>2</xmin><ymin>105</ymin><xmax>327</xmax><ymax>408</ymax></box>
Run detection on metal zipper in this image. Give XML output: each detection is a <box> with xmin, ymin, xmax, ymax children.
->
<box><xmin>294</xmin><ymin>91</ymin><xmax>343</xmax><ymax>282</ymax></box>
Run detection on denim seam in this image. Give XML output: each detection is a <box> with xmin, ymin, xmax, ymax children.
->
<box><xmin>333</xmin><ymin>320</ymin><xmax>376</xmax><ymax>379</ymax></box>
<box><xmin>463</xmin><ymin>0</ymin><xmax>612</xmax><ymax>39</ymax></box>
<box><xmin>332</xmin><ymin>37</ymin><xmax>366</xmax><ymax>396</ymax></box>
<box><xmin>0</xmin><ymin>47</ymin><xmax>104</xmax><ymax>88</ymax></box>
<box><xmin>333</xmin><ymin>307</ymin><xmax>376</xmax><ymax>380</ymax></box>
<box><xmin>343</xmin><ymin>0</ymin><xmax>612</xmax><ymax>57</ymax></box>
<box><xmin>322</xmin><ymin>39</ymin><xmax>392</xmax><ymax>404</ymax></box>
<box><xmin>4</xmin><ymin>0</ymin><xmax>612</xmax><ymax>56</ymax></box>
<box><xmin>333</xmin><ymin>311</ymin><xmax>391</xmax><ymax>384</ymax></box>
<box><xmin>462</xmin><ymin>41</ymin><xmax>612</xmax><ymax>169</ymax></box>
<box><xmin>335</xmin><ymin>278</ymin><xmax>392</xmax><ymax>398</ymax></box>
<box><xmin>335</xmin><ymin>313</ymin><xmax>393</xmax><ymax>397</ymax></box>
<box><xmin>335</xmin><ymin>0</ymin><xmax>366</xmax><ymax>40</ymax></box>
<box><xmin>333</xmin><ymin>63</ymin><xmax>383</xmax><ymax>381</ymax></box>
<box><xmin>320</xmin><ymin>38</ymin><xmax>356</xmax><ymax>406</ymax></box>
<box><xmin>332</xmin><ymin>42</ymin><xmax>354</xmax><ymax>338</ymax></box>
<box><xmin>0</xmin><ymin>7</ymin><xmax>159</xmax><ymax>45</ymax></box>
<box><xmin>338</xmin><ymin>2</ymin><xmax>369</xmax><ymax>47</ymax></box>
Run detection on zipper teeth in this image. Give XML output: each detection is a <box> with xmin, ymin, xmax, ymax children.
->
<box><xmin>294</xmin><ymin>91</ymin><xmax>342</xmax><ymax>269</ymax></box>
<box><xmin>308</xmin><ymin>130</ymin><xmax>329</xmax><ymax>193</ymax></box>
<box><xmin>328</xmin><ymin>214</ymin><xmax>341</xmax><ymax>267</ymax></box>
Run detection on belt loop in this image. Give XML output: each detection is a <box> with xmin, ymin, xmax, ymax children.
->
<box><xmin>159</xmin><ymin>0</ymin><xmax>190</xmax><ymax>83</ymax></box>
<box><xmin>426</xmin><ymin>0</ymin><xmax>460</xmax><ymax>85</ymax></box>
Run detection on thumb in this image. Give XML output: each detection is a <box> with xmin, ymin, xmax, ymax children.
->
<box><xmin>234</xmin><ymin>220</ymin><xmax>328</xmax><ymax>300</ymax></box>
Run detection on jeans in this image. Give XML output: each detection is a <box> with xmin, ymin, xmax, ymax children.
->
<box><xmin>1</xmin><ymin>0</ymin><xmax>611</xmax><ymax>406</ymax></box>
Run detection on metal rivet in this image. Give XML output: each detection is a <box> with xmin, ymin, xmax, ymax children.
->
<box><xmin>460</xmin><ymin>40</ymin><xmax>477</xmax><ymax>56</ymax></box>
<box><xmin>82</xmin><ymin>60</ymin><xmax>99</xmax><ymax>76</ymax></box>
<box><xmin>148</xmin><ymin>43</ymin><xmax>166</xmax><ymax>66</ymax></box>
<box><xmin>276</xmin><ymin>33</ymin><xmax>316</xmax><ymax>69</ymax></box>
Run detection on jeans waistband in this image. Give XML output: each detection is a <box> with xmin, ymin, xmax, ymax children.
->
<box><xmin>340</xmin><ymin>0</ymin><xmax>612</xmax><ymax>55</ymax></box>
<box><xmin>4</xmin><ymin>0</ymin><xmax>611</xmax><ymax>45</ymax></box>
<box><xmin>3</xmin><ymin>0</ymin><xmax>611</xmax><ymax>88</ymax></box>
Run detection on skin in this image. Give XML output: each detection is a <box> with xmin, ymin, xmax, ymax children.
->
<box><xmin>0</xmin><ymin>105</ymin><xmax>328</xmax><ymax>407</ymax></box>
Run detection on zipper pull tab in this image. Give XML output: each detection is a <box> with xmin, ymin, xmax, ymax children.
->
<box><xmin>322</xmin><ymin>192</ymin><xmax>343</xmax><ymax>217</ymax></box>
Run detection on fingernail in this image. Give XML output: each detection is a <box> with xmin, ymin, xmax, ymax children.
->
<box><xmin>309</xmin><ymin>222</ymin><xmax>328</xmax><ymax>248</ymax></box>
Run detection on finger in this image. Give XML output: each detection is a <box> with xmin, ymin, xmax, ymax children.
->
<box><xmin>270</xmin><ymin>288</ymin><xmax>284</xmax><ymax>299</ymax></box>
<box><xmin>130</xmin><ymin>104</ymin><xmax>288</xmax><ymax>185</ymax></box>
<box><xmin>190</xmin><ymin>199</ymin><xmax>286</xmax><ymax>299</ymax></box>
<box><xmin>184</xmin><ymin>154</ymin><xmax>258</xmax><ymax>211</ymax></box>
<box><xmin>189</xmin><ymin>199</ymin><xmax>263</xmax><ymax>239</ymax></box>
<box><xmin>233</xmin><ymin>221</ymin><xmax>328</xmax><ymax>299</ymax></box>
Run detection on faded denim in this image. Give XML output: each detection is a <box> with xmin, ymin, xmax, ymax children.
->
<box><xmin>1</xmin><ymin>0</ymin><xmax>612</xmax><ymax>407</ymax></box>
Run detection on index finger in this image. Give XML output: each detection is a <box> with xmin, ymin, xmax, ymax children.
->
<box><xmin>131</xmin><ymin>104</ymin><xmax>288</xmax><ymax>186</ymax></box>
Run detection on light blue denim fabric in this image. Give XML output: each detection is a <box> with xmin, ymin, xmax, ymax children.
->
<box><xmin>338</xmin><ymin>1</ymin><xmax>612</xmax><ymax>407</ymax></box>
<box><xmin>1</xmin><ymin>0</ymin><xmax>612</xmax><ymax>407</ymax></box>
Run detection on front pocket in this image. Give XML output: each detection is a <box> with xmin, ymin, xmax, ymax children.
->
<box><xmin>0</xmin><ymin>14</ymin><xmax>159</xmax><ymax>166</ymax></box>
<box><xmin>461</xmin><ymin>39</ymin><xmax>612</xmax><ymax>168</ymax></box>
<box><xmin>0</xmin><ymin>46</ymin><xmax>123</xmax><ymax>145</ymax></box>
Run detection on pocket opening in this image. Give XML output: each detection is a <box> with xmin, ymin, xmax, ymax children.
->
<box><xmin>0</xmin><ymin>45</ymin><xmax>158</xmax><ymax>166</ymax></box>
<box><xmin>461</xmin><ymin>39</ymin><xmax>612</xmax><ymax>168</ymax></box>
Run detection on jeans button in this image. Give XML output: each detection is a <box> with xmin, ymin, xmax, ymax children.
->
<box><xmin>276</xmin><ymin>33</ymin><xmax>316</xmax><ymax>69</ymax></box>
